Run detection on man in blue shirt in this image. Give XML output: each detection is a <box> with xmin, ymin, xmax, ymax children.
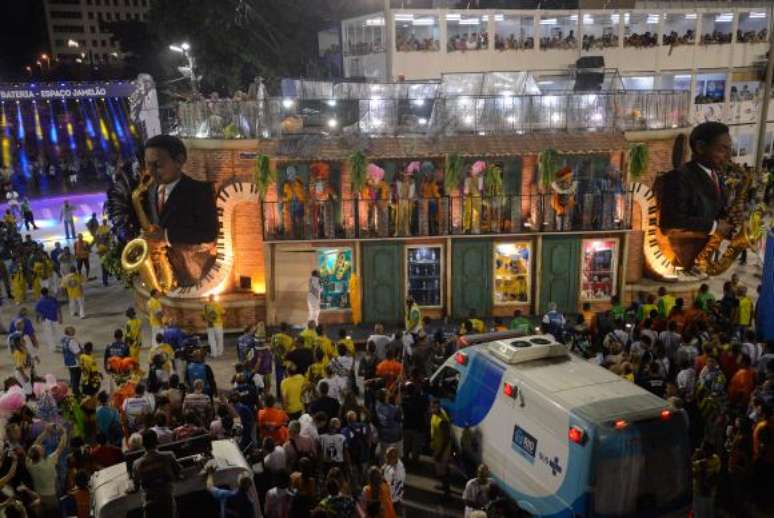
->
<box><xmin>10</xmin><ymin>307</ymin><xmax>38</xmax><ymax>350</ymax></box>
<box><xmin>35</xmin><ymin>288</ymin><xmax>62</xmax><ymax>353</ymax></box>
<box><xmin>104</xmin><ymin>328</ymin><xmax>129</xmax><ymax>371</ymax></box>
<box><xmin>204</xmin><ymin>463</ymin><xmax>256</xmax><ymax>518</ymax></box>
<box><xmin>61</xmin><ymin>326</ymin><xmax>82</xmax><ymax>396</ymax></box>
<box><xmin>50</xmin><ymin>242</ymin><xmax>63</xmax><ymax>276</ymax></box>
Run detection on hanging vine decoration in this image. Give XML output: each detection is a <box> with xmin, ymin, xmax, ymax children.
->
<box><xmin>484</xmin><ymin>163</ymin><xmax>503</xmax><ymax>196</ymax></box>
<box><xmin>349</xmin><ymin>150</ymin><xmax>367</xmax><ymax>193</ymax></box>
<box><xmin>628</xmin><ymin>142</ymin><xmax>650</xmax><ymax>180</ymax></box>
<box><xmin>253</xmin><ymin>154</ymin><xmax>276</xmax><ymax>199</ymax></box>
<box><xmin>538</xmin><ymin>147</ymin><xmax>560</xmax><ymax>188</ymax></box>
<box><xmin>444</xmin><ymin>153</ymin><xmax>463</xmax><ymax>192</ymax></box>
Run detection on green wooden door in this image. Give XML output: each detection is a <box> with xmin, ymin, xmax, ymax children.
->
<box><xmin>452</xmin><ymin>239</ymin><xmax>492</xmax><ymax>319</ymax></box>
<box><xmin>539</xmin><ymin>236</ymin><xmax>580</xmax><ymax>315</ymax></box>
<box><xmin>362</xmin><ymin>242</ymin><xmax>402</xmax><ymax>324</ymax></box>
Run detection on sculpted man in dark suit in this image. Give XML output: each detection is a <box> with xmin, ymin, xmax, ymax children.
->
<box><xmin>143</xmin><ymin>135</ymin><xmax>218</xmax><ymax>287</ymax></box>
<box><xmin>659</xmin><ymin>122</ymin><xmax>733</xmax><ymax>269</ymax></box>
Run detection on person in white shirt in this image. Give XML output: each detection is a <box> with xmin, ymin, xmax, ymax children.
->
<box><xmin>676</xmin><ymin>360</ymin><xmax>696</xmax><ymax>403</ymax></box>
<box><xmin>366</xmin><ymin>323</ymin><xmax>392</xmax><ymax>361</ymax></box>
<box><xmin>122</xmin><ymin>383</ymin><xmax>153</xmax><ymax>433</ymax></box>
<box><xmin>307</xmin><ymin>270</ymin><xmax>322</xmax><ymax>326</ymax></box>
<box><xmin>262</xmin><ymin>436</ymin><xmax>287</xmax><ymax>475</ymax></box>
<box><xmin>319</xmin><ymin>417</ymin><xmax>348</xmax><ymax>470</ymax></box>
<box><xmin>463</xmin><ymin>464</ymin><xmax>493</xmax><ymax>518</ymax></box>
<box><xmin>317</xmin><ymin>366</ymin><xmax>346</xmax><ymax>404</ymax></box>
<box><xmin>676</xmin><ymin>342</ymin><xmax>700</xmax><ymax>366</ymax></box>
<box><xmin>381</xmin><ymin>446</ymin><xmax>406</xmax><ymax>508</ymax></box>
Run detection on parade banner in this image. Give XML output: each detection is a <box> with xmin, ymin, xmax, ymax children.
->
<box><xmin>0</xmin><ymin>82</ymin><xmax>136</xmax><ymax>101</ymax></box>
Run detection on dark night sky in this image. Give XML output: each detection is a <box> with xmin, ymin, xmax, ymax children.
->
<box><xmin>0</xmin><ymin>0</ymin><xmax>49</xmax><ymax>81</ymax></box>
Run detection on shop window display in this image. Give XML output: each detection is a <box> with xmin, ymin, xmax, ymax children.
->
<box><xmin>407</xmin><ymin>246</ymin><xmax>442</xmax><ymax>307</ymax></box>
<box><xmin>580</xmin><ymin>239</ymin><xmax>618</xmax><ymax>301</ymax></box>
<box><xmin>317</xmin><ymin>248</ymin><xmax>353</xmax><ymax>310</ymax></box>
<box><xmin>494</xmin><ymin>242</ymin><xmax>531</xmax><ymax>304</ymax></box>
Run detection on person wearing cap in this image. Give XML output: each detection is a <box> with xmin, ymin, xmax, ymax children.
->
<box><xmin>550</xmin><ymin>166</ymin><xmax>577</xmax><ymax>231</ymax></box>
<box><xmin>282</xmin><ymin>166</ymin><xmax>306</xmax><ymax>238</ymax></box>
<box><xmin>141</xmin><ymin>134</ymin><xmax>218</xmax><ymax>287</ymax></box>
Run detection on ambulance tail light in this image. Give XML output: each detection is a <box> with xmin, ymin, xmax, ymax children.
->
<box><xmin>454</xmin><ymin>352</ymin><xmax>468</xmax><ymax>366</ymax></box>
<box><xmin>660</xmin><ymin>409</ymin><xmax>672</xmax><ymax>421</ymax></box>
<box><xmin>568</xmin><ymin>426</ymin><xmax>586</xmax><ymax>445</ymax></box>
<box><xmin>503</xmin><ymin>382</ymin><xmax>517</xmax><ymax>398</ymax></box>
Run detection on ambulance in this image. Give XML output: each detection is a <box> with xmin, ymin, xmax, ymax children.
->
<box><xmin>429</xmin><ymin>332</ymin><xmax>691</xmax><ymax>517</ymax></box>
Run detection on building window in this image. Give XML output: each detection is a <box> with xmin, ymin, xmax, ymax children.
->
<box><xmin>87</xmin><ymin>12</ymin><xmax>94</xmax><ymax>19</ymax></box>
<box><xmin>695</xmin><ymin>72</ymin><xmax>726</xmax><ymax>104</ymax></box>
<box><xmin>343</xmin><ymin>16</ymin><xmax>383</xmax><ymax>56</ymax></box>
<box><xmin>395</xmin><ymin>13</ymin><xmax>440</xmax><ymax>52</ymax></box>
<box><xmin>495</xmin><ymin>14</ymin><xmax>534</xmax><ymax>50</ymax></box>
<box><xmin>446</xmin><ymin>12</ymin><xmax>488</xmax><ymax>52</ymax></box>
<box><xmin>737</xmin><ymin>11</ymin><xmax>768</xmax><ymax>43</ymax></box>
<box><xmin>101</xmin><ymin>39</ymin><xmax>107</xmax><ymax>47</ymax></box>
<box><xmin>87</xmin><ymin>0</ymin><xmax>93</xmax><ymax>4</ymax></box>
<box><xmin>657</xmin><ymin>73</ymin><xmax>691</xmax><ymax>91</ymax></box>
<box><xmin>92</xmin><ymin>39</ymin><xmax>98</xmax><ymax>46</ymax></box>
<box><xmin>622</xmin><ymin>75</ymin><xmax>655</xmax><ymax>90</ymax></box>
<box><xmin>494</xmin><ymin>242</ymin><xmax>531</xmax><ymax>305</ymax></box>
<box><xmin>52</xmin><ymin>25</ymin><xmax>85</xmax><ymax>33</ymax></box>
<box><xmin>90</xmin><ymin>26</ymin><xmax>96</xmax><ymax>33</ymax></box>
<box><xmin>96</xmin><ymin>0</ymin><xmax>101</xmax><ymax>5</ymax></box>
<box><xmin>134</xmin><ymin>0</ymin><xmax>139</xmax><ymax>6</ymax></box>
<box><xmin>581</xmin><ymin>12</ymin><xmax>619</xmax><ymax>50</ymax></box>
<box><xmin>50</xmin><ymin>11</ymin><xmax>84</xmax><ymax>19</ymax></box>
<box><xmin>663</xmin><ymin>12</ymin><xmax>696</xmax><ymax>46</ymax></box>
<box><xmin>623</xmin><ymin>12</ymin><xmax>660</xmax><ymax>48</ymax></box>
<box><xmin>700</xmin><ymin>12</ymin><xmax>734</xmax><ymax>44</ymax></box>
<box><xmin>55</xmin><ymin>39</ymin><xmax>66</xmax><ymax>47</ymax></box>
<box><xmin>316</xmin><ymin>248</ymin><xmax>353</xmax><ymax>310</ymax></box>
<box><xmin>406</xmin><ymin>246</ymin><xmax>442</xmax><ymax>307</ymax></box>
<box><xmin>539</xmin><ymin>14</ymin><xmax>578</xmax><ymax>50</ymax></box>
<box><xmin>580</xmin><ymin>239</ymin><xmax>618</xmax><ymax>302</ymax></box>
<box><xmin>730</xmin><ymin>81</ymin><xmax>760</xmax><ymax>102</ymax></box>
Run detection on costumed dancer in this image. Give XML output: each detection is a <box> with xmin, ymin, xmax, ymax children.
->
<box><xmin>125</xmin><ymin>307</ymin><xmax>143</xmax><ymax>363</ymax></box>
<box><xmin>310</xmin><ymin>162</ymin><xmax>337</xmax><ymax>239</ymax></box>
<box><xmin>420</xmin><ymin>161</ymin><xmax>441</xmax><ymax>235</ymax></box>
<box><xmin>484</xmin><ymin>163</ymin><xmax>504</xmax><ymax>232</ymax></box>
<box><xmin>364</xmin><ymin>163</ymin><xmax>390</xmax><ymax>237</ymax></box>
<box><xmin>282</xmin><ymin>166</ymin><xmax>306</xmax><ymax>239</ymax></box>
<box><xmin>203</xmin><ymin>294</ymin><xmax>225</xmax><ymax>358</ymax></box>
<box><xmin>595</xmin><ymin>165</ymin><xmax>624</xmax><ymax>230</ymax></box>
<box><xmin>396</xmin><ymin>162</ymin><xmax>418</xmax><ymax>237</ymax></box>
<box><xmin>463</xmin><ymin>160</ymin><xmax>485</xmax><ymax>234</ymax></box>
<box><xmin>307</xmin><ymin>269</ymin><xmax>322</xmax><ymax>326</ymax></box>
<box><xmin>550</xmin><ymin>166</ymin><xmax>577</xmax><ymax>231</ymax></box>
<box><xmin>10</xmin><ymin>260</ymin><xmax>26</xmax><ymax>305</ymax></box>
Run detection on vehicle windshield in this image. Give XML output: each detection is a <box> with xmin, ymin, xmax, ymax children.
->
<box><xmin>591</xmin><ymin>415</ymin><xmax>690</xmax><ymax>517</ymax></box>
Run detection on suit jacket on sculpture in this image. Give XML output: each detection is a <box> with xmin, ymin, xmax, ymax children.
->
<box><xmin>659</xmin><ymin>160</ymin><xmax>725</xmax><ymax>234</ymax></box>
<box><xmin>146</xmin><ymin>174</ymin><xmax>218</xmax><ymax>244</ymax></box>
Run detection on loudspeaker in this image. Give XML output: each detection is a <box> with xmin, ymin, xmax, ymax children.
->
<box><xmin>576</xmin><ymin>56</ymin><xmax>605</xmax><ymax>69</ymax></box>
<box><xmin>574</xmin><ymin>72</ymin><xmax>604</xmax><ymax>92</ymax></box>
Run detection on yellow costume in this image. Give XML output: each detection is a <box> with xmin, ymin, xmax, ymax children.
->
<box><xmin>315</xmin><ymin>335</ymin><xmax>336</xmax><ymax>363</ymax></box>
<box><xmin>31</xmin><ymin>261</ymin><xmax>45</xmax><ymax>300</ymax></box>
<box><xmin>349</xmin><ymin>273</ymin><xmax>361</xmax><ymax>325</ymax></box>
<box><xmin>299</xmin><ymin>327</ymin><xmax>317</xmax><ymax>349</ymax></box>
<box><xmin>11</xmin><ymin>268</ymin><xmax>26</xmax><ymax>305</ymax></box>
<box><xmin>125</xmin><ymin>317</ymin><xmax>143</xmax><ymax>362</ymax></box>
<box><xmin>80</xmin><ymin>353</ymin><xmax>101</xmax><ymax>392</ymax></box>
<box><xmin>282</xmin><ymin>176</ymin><xmax>306</xmax><ymax>234</ymax></box>
<box><xmin>395</xmin><ymin>167</ymin><xmax>416</xmax><ymax>237</ymax></box>
<box><xmin>463</xmin><ymin>161</ymin><xmax>485</xmax><ymax>234</ymax></box>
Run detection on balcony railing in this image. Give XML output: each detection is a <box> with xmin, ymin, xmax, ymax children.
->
<box><xmin>175</xmin><ymin>91</ymin><xmax>689</xmax><ymax>139</ymax></box>
<box><xmin>261</xmin><ymin>190</ymin><xmax>633</xmax><ymax>241</ymax></box>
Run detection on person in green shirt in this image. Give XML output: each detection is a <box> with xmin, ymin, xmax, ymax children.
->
<box><xmin>508</xmin><ymin>309</ymin><xmax>532</xmax><ymax>335</ymax></box>
<box><xmin>609</xmin><ymin>295</ymin><xmax>626</xmax><ymax>321</ymax></box>
<box><xmin>695</xmin><ymin>283</ymin><xmax>716</xmax><ymax>312</ymax></box>
<box><xmin>656</xmin><ymin>286</ymin><xmax>676</xmax><ymax>319</ymax></box>
<box><xmin>405</xmin><ymin>296</ymin><xmax>422</xmax><ymax>335</ymax></box>
<box><xmin>636</xmin><ymin>294</ymin><xmax>658</xmax><ymax>322</ymax></box>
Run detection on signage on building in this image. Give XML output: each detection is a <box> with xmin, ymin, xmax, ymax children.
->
<box><xmin>0</xmin><ymin>82</ymin><xmax>136</xmax><ymax>101</ymax></box>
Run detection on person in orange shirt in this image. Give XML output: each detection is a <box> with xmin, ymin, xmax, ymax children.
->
<box><xmin>752</xmin><ymin>404</ymin><xmax>774</xmax><ymax>466</ymax></box>
<box><xmin>728</xmin><ymin>354</ymin><xmax>756</xmax><ymax>409</ymax></box>
<box><xmin>375</xmin><ymin>349</ymin><xmax>403</xmax><ymax>393</ymax></box>
<box><xmin>420</xmin><ymin>163</ymin><xmax>441</xmax><ymax>234</ymax></box>
<box><xmin>359</xmin><ymin>466</ymin><xmax>396</xmax><ymax>518</ymax></box>
<box><xmin>257</xmin><ymin>393</ymin><xmax>289</xmax><ymax>445</ymax></box>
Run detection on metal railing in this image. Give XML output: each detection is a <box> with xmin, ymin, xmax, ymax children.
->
<box><xmin>175</xmin><ymin>91</ymin><xmax>689</xmax><ymax>138</ymax></box>
<box><xmin>261</xmin><ymin>190</ymin><xmax>633</xmax><ymax>241</ymax></box>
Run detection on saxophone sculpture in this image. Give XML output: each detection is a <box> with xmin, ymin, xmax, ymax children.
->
<box><xmin>694</xmin><ymin>163</ymin><xmax>765</xmax><ymax>276</ymax></box>
<box><xmin>120</xmin><ymin>172</ymin><xmax>176</xmax><ymax>292</ymax></box>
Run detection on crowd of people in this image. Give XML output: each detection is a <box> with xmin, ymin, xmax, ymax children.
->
<box><xmin>581</xmin><ymin>32</ymin><xmax>618</xmax><ymax>51</ymax></box>
<box><xmin>624</xmin><ymin>31</ymin><xmax>659</xmax><ymax>48</ymax></box>
<box><xmin>663</xmin><ymin>29</ymin><xmax>696</xmax><ymax>46</ymax></box>
<box><xmin>0</xmin><ymin>156</ymin><xmax>120</xmax><ymax>200</ymax></box>
<box><xmin>736</xmin><ymin>28</ymin><xmax>768</xmax><ymax>44</ymax></box>
<box><xmin>493</xmin><ymin>33</ymin><xmax>534</xmax><ymax>51</ymax></box>
<box><xmin>539</xmin><ymin>29</ymin><xmax>577</xmax><ymax>50</ymax></box>
<box><xmin>447</xmin><ymin>32</ymin><xmax>488</xmax><ymax>52</ymax></box>
<box><xmin>701</xmin><ymin>30</ymin><xmax>733</xmax><ymax>45</ymax></box>
<box><xmin>395</xmin><ymin>32</ymin><xmax>439</xmax><ymax>53</ymax></box>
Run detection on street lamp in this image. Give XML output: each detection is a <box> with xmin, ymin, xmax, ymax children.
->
<box><xmin>169</xmin><ymin>41</ymin><xmax>198</xmax><ymax>95</ymax></box>
<box><xmin>39</xmin><ymin>53</ymin><xmax>50</xmax><ymax>71</ymax></box>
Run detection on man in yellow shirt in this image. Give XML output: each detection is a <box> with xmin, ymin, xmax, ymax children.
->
<box><xmin>280</xmin><ymin>366</ymin><xmax>306</xmax><ymax>419</ymax></box>
<box><xmin>299</xmin><ymin>320</ymin><xmax>318</xmax><ymax>349</ymax></box>
<box><xmin>271</xmin><ymin>322</ymin><xmax>294</xmax><ymax>397</ymax></box>
<box><xmin>61</xmin><ymin>266</ymin><xmax>85</xmax><ymax>318</ymax></box>
<box><xmin>79</xmin><ymin>341</ymin><xmax>102</xmax><ymax>396</ymax></box>
<box><xmin>203</xmin><ymin>294</ymin><xmax>225</xmax><ymax>358</ymax></box>
<box><xmin>314</xmin><ymin>324</ymin><xmax>335</xmax><ymax>363</ymax></box>
<box><xmin>125</xmin><ymin>307</ymin><xmax>143</xmax><ymax>363</ymax></box>
<box><xmin>146</xmin><ymin>289</ymin><xmax>164</xmax><ymax>348</ymax></box>
<box><xmin>737</xmin><ymin>286</ymin><xmax>753</xmax><ymax>332</ymax></box>
<box><xmin>337</xmin><ymin>328</ymin><xmax>355</xmax><ymax>357</ymax></box>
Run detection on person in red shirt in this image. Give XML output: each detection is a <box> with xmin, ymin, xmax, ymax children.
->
<box><xmin>728</xmin><ymin>354</ymin><xmax>756</xmax><ymax>409</ymax></box>
<box><xmin>376</xmin><ymin>349</ymin><xmax>403</xmax><ymax>393</ymax></box>
<box><xmin>718</xmin><ymin>341</ymin><xmax>741</xmax><ymax>381</ymax></box>
<box><xmin>258</xmin><ymin>393</ymin><xmax>289</xmax><ymax>444</ymax></box>
<box><xmin>91</xmin><ymin>432</ymin><xmax>124</xmax><ymax>469</ymax></box>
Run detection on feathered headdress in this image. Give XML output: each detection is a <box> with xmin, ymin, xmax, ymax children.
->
<box><xmin>405</xmin><ymin>161</ymin><xmax>421</xmax><ymax>176</ymax></box>
<box><xmin>310</xmin><ymin>162</ymin><xmax>330</xmax><ymax>180</ymax></box>
<box><xmin>367</xmin><ymin>163</ymin><xmax>385</xmax><ymax>182</ymax></box>
<box><xmin>471</xmin><ymin>160</ymin><xmax>487</xmax><ymax>176</ymax></box>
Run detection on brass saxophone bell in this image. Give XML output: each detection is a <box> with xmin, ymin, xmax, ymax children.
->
<box><xmin>121</xmin><ymin>237</ymin><xmax>161</xmax><ymax>292</ymax></box>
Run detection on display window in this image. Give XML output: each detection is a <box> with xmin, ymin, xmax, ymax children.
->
<box><xmin>494</xmin><ymin>242</ymin><xmax>531</xmax><ymax>305</ymax></box>
<box><xmin>406</xmin><ymin>245</ymin><xmax>443</xmax><ymax>307</ymax></box>
<box><xmin>580</xmin><ymin>239</ymin><xmax>618</xmax><ymax>301</ymax></box>
<box><xmin>317</xmin><ymin>248</ymin><xmax>353</xmax><ymax>310</ymax></box>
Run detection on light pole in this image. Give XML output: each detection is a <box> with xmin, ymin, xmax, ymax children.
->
<box><xmin>39</xmin><ymin>53</ymin><xmax>50</xmax><ymax>70</ymax></box>
<box><xmin>170</xmin><ymin>42</ymin><xmax>198</xmax><ymax>96</ymax></box>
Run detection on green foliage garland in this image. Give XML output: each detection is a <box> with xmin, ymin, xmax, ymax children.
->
<box><xmin>103</xmin><ymin>241</ymin><xmax>136</xmax><ymax>288</ymax></box>
<box><xmin>628</xmin><ymin>143</ymin><xmax>650</xmax><ymax>180</ymax></box>
<box><xmin>539</xmin><ymin>148</ymin><xmax>559</xmax><ymax>188</ymax></box>
<box><xmin>484</xmin><ymin>164</ymin><xmax>503</xmax><ymax>196</ymax></box>
<box><xmin>349</xmin><ymin>150</ymin><xmax>367</xmax><ymax>193</ymax></box>
<box><xmin>444</xmin><ymin>153</ymin><xmax>463</xmax><ymax>192</ymax></box>
<box><xmin>253</xmin><ymin>154</ymin><xmax>276</xmax><ymax>199</ymax></box>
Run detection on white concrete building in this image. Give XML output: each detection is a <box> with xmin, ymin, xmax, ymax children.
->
<box><xmin>339</xmin><ymin>4</ymin><xmax>773</xmax><ymax>164</ymax></box>
<box><xmin>43</xmin><ymin>0</ymin><xmax>151</xmax><ymax>65</ymax></box>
